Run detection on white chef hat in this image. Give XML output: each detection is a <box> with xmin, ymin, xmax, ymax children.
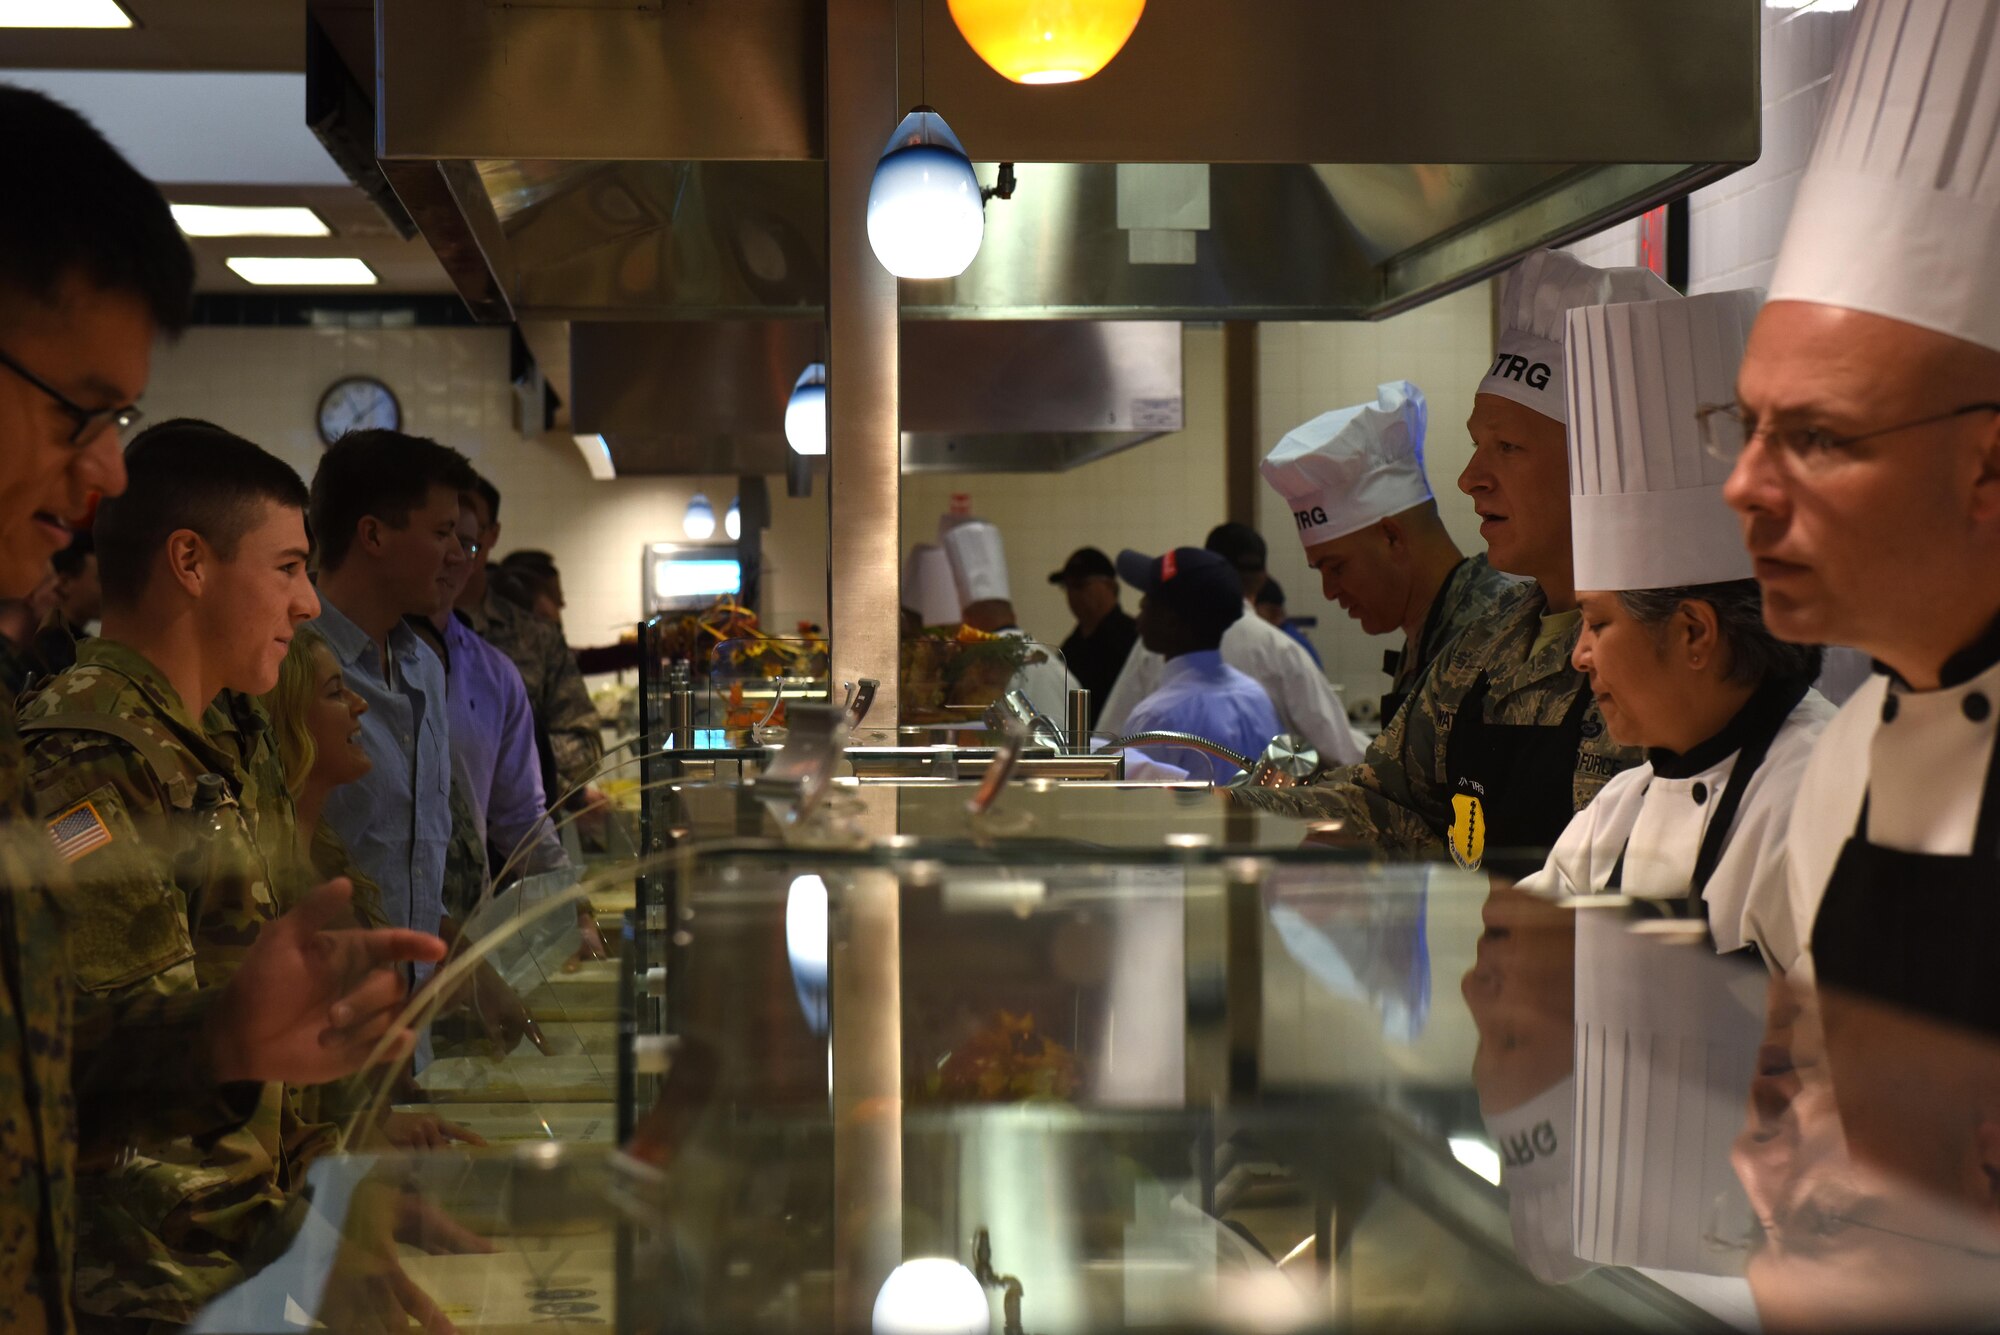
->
<box><xmin>1478</xmin><ymin>249</ymin><xmax>1679</xmax><ymax>423</ymax></box>
<box><xmin>1566</xmin><ymin>287</ymin><xmax>1763</xmax><ymax>592</ymax></box>
<box><xmin>902</xmin><ymin>542</ymin><xmax>962</xmax><ymax>626</ymax></box>
<box><xmin>940</xmin><ymin>519</ymin><xmax>1012</xmax><ymax>605</ymax></box>
<box><xmin>1571</xmin><ymin>908</ymin><xmax>1765</xmax><ymax>1275</ymax></box>
<box><xmin>1770</xmin><ymin>0</ymin><xmax>2000</xmax><ymax>352</ymax></box>
<box><xmin>1260</xmin><ymin>381</ymin><xmax>1432</xmax><ymax>548</ymax></box>
<box><xmin>1482</xmin><ymin>1077</ymin><xmax>1593</xmax><ymax>1284</ymax></box>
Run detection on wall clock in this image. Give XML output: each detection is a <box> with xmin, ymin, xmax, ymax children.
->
<box><xmin>317</xmin><ymin>375</ymin><xmax>401</xmax><ymax>446</ymax></box>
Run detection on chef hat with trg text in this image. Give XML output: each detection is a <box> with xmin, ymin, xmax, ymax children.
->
<box><xmin>902</xmin><ymin>542</ymin><xmax>962</xmax><ymax>627</ymax></box>
<box><xmin>1770</xmin><ymin>0</ymin><xmax>2000</xmax><ymax>352</ymax></box>
<box><xmin>1478</xmin><ymin>249</ymin><xmax>1679</xmax><ymax>423</ymax></box>
<box><xmin>1481</xmin><ymin>1076</ymin><xmax>1593</xmax><ymax>1284</ymax></box>
<box><xmin>1566</xmin><ymin>287</ymin><xmax>1763</xmax><ymax>592</ymax></box>
<box><xmin>940</xmin><ymin>518</ymin><xmax>1012</xmax><ymax>606</ymax></box>
<box><xmin>1260</xmin><ymin>380</ymin><xmax>1432</xmax><ymax>548</ymax></box>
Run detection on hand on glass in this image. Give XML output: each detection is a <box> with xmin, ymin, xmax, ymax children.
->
<box><xmin>377</xmin><ymin>1111</ymin><xmax>489</xmax><ymax>1151</ymax></box>
<box><xmin>209</xmin><ymin>879</ymin><xmax>445</xmax><ymax>1086</ymax></box>
<box><xmin>565</xmin><ymin>907</ymin><xmax>609</xmax><ymax>972</ymax></box>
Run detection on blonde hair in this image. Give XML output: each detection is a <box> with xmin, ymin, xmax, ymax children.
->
<box><xmin>261</xmin><ymin>623</ymin><xmax>328</xmax><ymax>799</ymax></box>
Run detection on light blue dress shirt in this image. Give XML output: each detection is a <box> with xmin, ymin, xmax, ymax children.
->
<box><xmin>1122</xmin><ymin>649</ymin><xmax>1283</xmax><ymax>782</ymax></box>
<box><xmin>314</xmin><ymin>593</ymin><xmax>452</xmax><ymax>947</ymax></box>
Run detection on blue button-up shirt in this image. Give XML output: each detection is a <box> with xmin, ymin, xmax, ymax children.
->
<box><xmin>314</xmin><ymin>593</ymin><xmax>452</xmax><ymax>946</ymax></box>
<box><xmin>439</xmin><ymin>611</ymin><xmax>567</xmax><ymax>878</ymax></box>
<box><xmin>1123</xmin><ymin>649</ymin><xmax>1282</xmax><ymax>783</ymax></box>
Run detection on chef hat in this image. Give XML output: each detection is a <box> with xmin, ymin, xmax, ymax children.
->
<box><xmin>940</xmin><ymin>519</ymin><xmax>1012</xmax><ymax>605</ymax></box>
<box><xmin>1770</xmin><ymin>0</ymin><xmax>2000</xmax><ymax>352</ymax></box>
<box><xmin>1478</xmin><ymin>249</ymin><xmax>1679</xmax><ymax>423</ymax></box>
<box><xmin>1571</xmin><ymin>907</ymin><xmax>1765</xmax><ymax>1275</ymax></box>
<box><xmin>1566</xmin><ymin>288</ymin><xmax>1763</xmax><ymax>592</ymax></box>
<box><xmin>1260</xmin><ymin>381</ymin><xmax>1433</xmax><ymax>548</ymax></box>
<box><xmin>1482</xmin><ymin>1077</ymin><xmax>1593</xmax><ymax>1284</ymax></box>
<box><xmin>902</xmin><ymin>542</ymin><xmax>962</xmax><ymax>627</ymax></box>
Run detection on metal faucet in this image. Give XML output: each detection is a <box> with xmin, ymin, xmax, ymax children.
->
<box><xmin>972</xmin><ymin>1228</ymin><xmax>1029</xmax><ymax>1335</ymax></box>
<box><xmin>983</xmin><ymin>688</ymin><xmax>1066</xmax><ymax>751</ymax></box>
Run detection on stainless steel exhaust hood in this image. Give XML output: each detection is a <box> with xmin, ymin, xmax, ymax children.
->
<box><xmin>571</xmin><ymin>320</ymin><xmax>1183</xmax><ymax>476</ymax></box>
<box><xmin>360</xmin><ymin>0</ymin><xmax>1757</xmax><ymax>325</ymax></box>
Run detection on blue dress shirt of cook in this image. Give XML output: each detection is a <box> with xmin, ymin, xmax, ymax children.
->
<box><xmin>312</xmin><ymin>590</ymin><xmax>452</xmax><ymax>977</ymax></box>
<box><xmin>1124</xmin><ymin>649</ymin><xmax>1283</xmax><ymax>782</ymax></box>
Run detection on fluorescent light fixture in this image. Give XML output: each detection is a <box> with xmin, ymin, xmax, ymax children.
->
<box><xmin>172</xmin><ymin>204</ymin><xmax>329</xmax><ymax>238</ymax></box>
<box><xmin>0</xmin><ymin>0</ymin><xmax>132</xmax><ymax>27</ymax></box>
<box><xmin>1448</xmin><ymin>1135</ymin><xmax>1503</xmax><ymax>1187</ymax></box>
<box><xmin>225</xmin><ymin>256</ymin><xmax>376</xmax><ymax>286</ymax></box>
<box><xmin>651</xmin><ymin>558</ymin><xmax>740</xmax><ymax>602</ymax></box>
<box><xmin>570</xmin><ymin>433</ymin><xmax>616</xmax><ymax>481</ymax></box>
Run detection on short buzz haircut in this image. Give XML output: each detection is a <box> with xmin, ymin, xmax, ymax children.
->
<box><xmin>310</xmin><ymin>428</ymin><xmax>478</xmax><ymax>572</ymax></box>
<box><xmin>97</xmin><ymin>419</ymin><xmax>310</xmax><ymax>608</ymax></box>
<box><xmin>500</xmin><ymin>549</ymin><xmax>558</xmax><ymax>581</ymax></box>
<box><xmin>470</xmin><ymin>474</ymin><xmax>501</xmax><ymax>526</ymax></box>
<box><xmin>0</xmin><ymin>85</ymin><xmax>193</xmax><ymax>335</ymax></box>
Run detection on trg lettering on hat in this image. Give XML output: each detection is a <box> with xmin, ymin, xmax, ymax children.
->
<box><xmin>1292</xmin><ymin>506</ymin><xmax>1329</xmax><ymax>531</ymax></box>
<box><xmin>1487</xmin><ymin>352</ymin><xmax>1552</xmax><ymax>391</ymax></box>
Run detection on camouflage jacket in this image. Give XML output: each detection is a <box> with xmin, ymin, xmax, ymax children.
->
<box><xmin>465</xmin><ymin>589</ymin><xmax>604</xmax><ymax>798</ymax></box>
<box><xmin>1237</xmin><ymin>582</ymin><xmax>1640</xmax><ymax>857</ymax></box>
<box><xmin>0</xmin><ymin>694</ymin><xmax>262</xmax><ymax>1334</ymax></box>
<box><xmin>1382</xmin><ymin>556</ymin><xmax>1521</xmax><ymax>721</ymax></box>
<box><xmin>18</xmin><ymin>638</ymin><xmax>333</xmax><ymax>1325</ymax></box>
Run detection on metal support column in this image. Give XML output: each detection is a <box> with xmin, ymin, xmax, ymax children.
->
<box><xmin>825</xmin><ymin>0</ymin><xmax>901</xmax><ymax>729</ymax></box>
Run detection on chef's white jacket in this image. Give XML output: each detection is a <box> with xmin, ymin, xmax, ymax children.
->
<box><xmin>1518</xmin><ymin>690</ymin><xmax>1835</xmax><ymax>958</ymax></box>
<box><xmin>1097</xmin><ymin>603</ymin><xmax>1363</xmax><ymax>765</ymax></box>
<box><xmin>1765</xmin><ymin>654</ymin><xmax>2000</xmax><ymax>975</ymax></box>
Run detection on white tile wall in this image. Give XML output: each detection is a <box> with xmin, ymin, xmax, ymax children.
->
<box><xmin>139</xmin><ymin>326</ymin><xmax>829</xmax><ymax>651</ymax></box>
<box><xmin>1567</xmin><ymin>1</ymin><xmax>1859</xmax><ymax>296</ymax></box>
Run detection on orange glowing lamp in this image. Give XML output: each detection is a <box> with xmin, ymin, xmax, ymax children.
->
<box><xmin>946</xmin><ymin>0</ymin><xmax>1146</xmax><ymax>85</ymax></box>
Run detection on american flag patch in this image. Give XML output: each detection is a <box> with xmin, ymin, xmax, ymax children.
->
<box><xmin>46</xmin><ymin>801</ymin><xmax>112</xmax><ymax>862</ymax></box>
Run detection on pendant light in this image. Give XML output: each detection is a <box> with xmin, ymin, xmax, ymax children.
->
<box><xmin>785</xmin><ymin>362</ymin><xmax>828</xmax><ymax>455</ymax></box>
<box><xmin>948</xmin><ymin>0</ymin><xmax>1146</xmax><ymax>84</ymax></box>
<box><xmin>724</xmin><ymin>496</ymin><xmax>742</xmax><ymax>541</ymax></box>
<box><xmin>867</xmin><ymin>107</ymin><xmax>984</xmax><ymax>279</ymax></box>
<box><xmin>873</xmin><ymin>1259</ymin><xmax>989</xmax><ymax>1335</ymax></box>
<box><xmin>683</xmin><ymin>492</ymin><xmax>716</xmax><ymax>540</ymax></box>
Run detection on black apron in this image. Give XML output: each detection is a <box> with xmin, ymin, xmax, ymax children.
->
<box><xmin>1608</xmin><ymin>676</ymin><xmax>1809</xmax><ymax>938</ymax></box>
<box><xmin>1381</xmin><ymin>558</ymin><xmax>1473</xmax><ymax>725</ymax></box>
<box><xmin>1444</xmin><ymin>670</ymin><xmax>1595</xmax><ymax>868</ymax></box>
<box><xmin>1811</xmin><ymin>702</ymin><xmax>2000</xmax><ymax>1036</ymax></box>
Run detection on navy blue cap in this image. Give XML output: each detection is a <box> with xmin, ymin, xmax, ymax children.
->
<box><xmin>1117</xmin><ymin>547</ymin><xmax>1244</xmax><ymax>639</ymax></box>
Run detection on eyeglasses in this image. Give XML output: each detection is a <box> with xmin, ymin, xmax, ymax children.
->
<box><xmin>1698</xmin><ymin>399</ymin><xmax>2000</xmax><ymax>474</ymax></box>
<box><xmin>0</xmin><ymin>345</ymin><xmax>143</xmax><ymax>447</ymax></box>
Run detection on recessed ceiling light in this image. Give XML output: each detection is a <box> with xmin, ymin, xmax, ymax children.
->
<box><xmin>225</xmin><ymin>257</ymin><xmax>377</xmax><ymax>286</ymax></box>
<box><xmin>0</xmin><ymin>0</ymin><xmax>133</xmax><ymax>27</ymax></box>
<box><xmin>172</xmin><ymin>204</ymin><xmax>329</xmax><ymax>238</ymax></box>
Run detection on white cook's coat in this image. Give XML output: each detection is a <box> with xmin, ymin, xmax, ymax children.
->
<box><xmin>1765</xmin><ymin>654</ymin><xmax>2000</xmax><ymax>975</ymax></box>
<box><xmin>1097</xmin><ymin>602</ymin><xmax>1364</xmax><ymax>765</ymax></box>
<box><xmin>1518</xmin><ymin>691</ymin><xmax>1835</xmax><ymax>957</ymax></box>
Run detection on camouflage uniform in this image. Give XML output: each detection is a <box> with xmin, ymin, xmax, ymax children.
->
<box><xmin>1237</xmin><ymin>581</ymin><xmax>1641</xmax><ymax>858</ymax></box>
<box><xmin>18</xmin><ymin>639</ymin><xmax>334</xmax><ymax>1327</ymax></box>
<box><xmin>464</xmin><ymin>589</ymin><xmax>603</xmax><ymax>799</ymax></box>
<box><xmin>1379</xmin><ymin>555</ymin><xmax>1521</xmax><ymax>723</ymax></box>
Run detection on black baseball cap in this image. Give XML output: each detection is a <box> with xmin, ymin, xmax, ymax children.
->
<box><xmin>1048</xmin><ymin>546</ymin><xmax>1116</xmax><ymax>585</ymax></box>
<box><xmin>1204</xmin><ymin>521</ymin><xmax>1268</xmax><ymax>573</ymax></box>
<box><xmin>1117</xmin><ymin>547</ymin><xmax>1245</xmax><ymax>640</ymax></box>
